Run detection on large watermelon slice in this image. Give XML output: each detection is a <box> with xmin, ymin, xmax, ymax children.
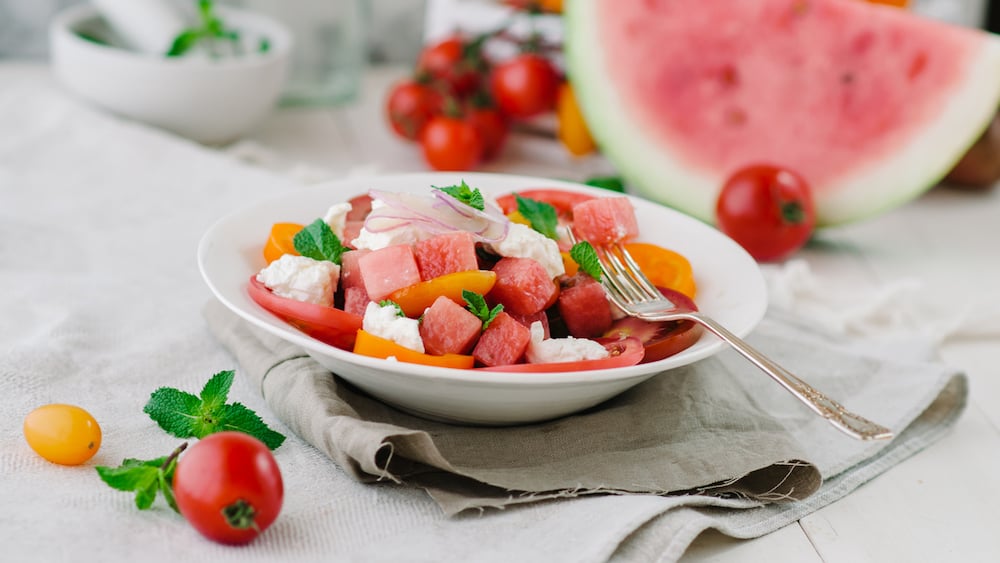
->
<box><xmin>565</xmin><ymin>0</ymin><xmax>1000</xmax><ymax>225</ymax></box>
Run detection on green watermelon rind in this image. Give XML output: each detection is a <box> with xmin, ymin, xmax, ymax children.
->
<box><xmin>565</xmin><ymin>0</ymin><xmax>1000</xmax><ymax>227</ymax></box>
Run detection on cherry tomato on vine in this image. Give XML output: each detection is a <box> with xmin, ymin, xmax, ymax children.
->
<box><xmin>173</xmin><ymin>432</ymin><xmax>284</xmax><ymax>546</ymax></box>
<box><xmin>465</xmin><ymin>104</ymin><xmax>508</xmax><ymax>160</ymax></box>
<box><xmin>385</xmin><ymin>80</ymin><xmax>441</xmax><ymax>141</ymax></box>
<box><xmin>417</xmin><ymin>35</ymin><xmax>486</xmax><ymax>96</ymax></box>
<box><xmin>420</xmin><ymin>115</ymin><xmax>483</xmax><ymax>171</ymax></box>
<box><xmin>23</xmin><ymin>404</ymin><xmax>102</xmax><ymax>465</ymax></box>
<box><xmin>490</xmin><ymin>54</ymin><xmax>560</xmax><ymax>119</ymax></box>
<box><xmin>715</xmin><ymin>164</ymin><xmax>816</xmax><ymax>262</ymax></box>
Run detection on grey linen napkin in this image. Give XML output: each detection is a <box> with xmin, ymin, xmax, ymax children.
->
<box><xmin>204</xmin><ymin>300</ymin><xmax>965</xmax><ymax>521</ymax></box>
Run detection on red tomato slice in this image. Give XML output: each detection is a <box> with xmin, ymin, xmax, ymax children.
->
<box><xmin>602</xmin><ymin>287</ymin><xmax>702</xmax><ymax>363</ymax></box>
<box><xmin>476</xmin><ymin>336</ymin><xmax>644</xmax><ymax>372</ymax></box>
<box><xmin>247</xmin><ymin>276</ymin><xmax>362</xmax><ymax>350</ymax></box>
<box><xmin>495</xmin><ymin>188</ymin><xmax>596</xmax><ymax>219</ymax></box>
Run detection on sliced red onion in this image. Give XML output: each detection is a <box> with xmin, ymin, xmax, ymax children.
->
<box><xmin>364</xmin><ymin>189</ymin><xmax>510</xmax><ymax>243</ymax></box>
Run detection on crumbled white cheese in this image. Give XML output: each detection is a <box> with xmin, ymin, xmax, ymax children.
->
<box><xmin>525</xmin><ymin>321</ymin><xmax>609</xmax><ymax>364</ymax></box>
<box><xmin>362</xmin><ymin>301</ymin><xmax>424</xmax><ymax>353</ymax></box>
<box><xmin>489</xmin><ymin>222</ymin><xmax>565</xmax><ymax>279</ymax></box>
<box><xmin>255</xmin><ymin>254</ymin><xmax>340</xmax><ymax>307</ymax></box>
<box><xmin>350</xmin><ymin>200</ymin><xmax>431</xmax><ymax>251</ymax></box>
<box><xmin>323</xmin><ymin>202</ymin><xmax>352</xmax><ymax>240</ymax></box>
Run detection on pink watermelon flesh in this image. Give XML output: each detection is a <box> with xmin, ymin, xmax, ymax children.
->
<box><xmin>358</xmin><ymin>244</ymin><xmax>421</xmax><ymax>301</ymax></box>
<box><xmin>487</xmin><ymin>257</ymin><xmax>558</xmax><ymax>316</ymax></box>
<box><xmin>567</xmin><ymin>0</ymin><xmax>1000</xmax><ymax>225</ymax></box>
<box><xmin>571</xmin><ymin>197</ymin><xmax>639</xmax><ymax>244</ymax></box>
<box><xmin>557</xmin><ymin>274</ymin><xmax>613</xmax><ymax>338</ymax></box>
<box><xmin>419</xmin><ymin>296</ymin><xmax>483</xmax><ymax>355</ymax></box>
<box><xmin>472</xmin><ymin>311</ymin><xmax>531</xmax><ymax>367</ymax></box>
<box><xmin>413</xmin><ymin>231</ymin><xmax>478</xmax><ymax>281</ymax></box>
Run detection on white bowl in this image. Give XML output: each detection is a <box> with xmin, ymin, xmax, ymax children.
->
<box><xmin>198</xmin><ymin>172</ymin><xmax>768</xmax><ymax>425</ymax></box>
<box><xmin>50</xmin><ymin>4</ymin><xmax>292</xmax><ymax>144</ymax></box>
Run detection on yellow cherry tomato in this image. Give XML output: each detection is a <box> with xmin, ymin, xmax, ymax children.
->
<box><xmin>388</xmin><ymin>270</ymin><xmax>497</xmax><ymax>317</ymax></box>
<box><xmin>353</xmin><ymin>330</ymin><xmax>475</xmax><ymax>369</ymax></box>
<box><xmin>556</xmin><ymin>82</ymin><xmax>597</xmax><ymax>157</ymax></box>
<box><xmin>623</xmin><ymin>242</ymin><xmax>697</xmax><ymax>300</ymax></box>
<box><xmin>263</xmin><ymin>222</ymin><xmax>303</xmax><ymax>265</ymax></box>
<box><xmin>23</xmin><ymin>404</ymin><xmax>102</xmax><ymax>465</ymax></box>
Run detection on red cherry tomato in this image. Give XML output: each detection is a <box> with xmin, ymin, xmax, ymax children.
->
<box><xmin>385</xmin><ymin>80</ymin><xmax>441</xmax><ymax>141</ymax></box>
<box><xmin>420</xmin><ymin>115</ymin><xmax>483</xmax><ymax>171</ymax></box>
<box><xmin>490</xmin><ymin>54</ymin><xmax>560</xmax><ymax>119</ymax></box>
<box><xmin>417</xmin><ymin>36</ymin><xmax>485</xmax><ymax>96</ymax></box>
<box><xmin>173</xmin><ymin>432</ymin><xmax>283</xmax><ymax>546</ymax></box>
<box><xmin>602</xmin><ymin>288</ymin><xmax>702</xmax><ymax>363</ymax></box>
<box><xmin>476</xmin><ymin>336</ymin><xmax>644</xmax><ymax>372</ymax></box>
<box><xmin>465</xmin><ymin>105</ymin><xmax>508</xmax><ymax>161</ymax></box>
<box><xmin>247</xmin><ymin>275</ymin><xmax>362</xmax><ymax>350</ymax></box>
<box><xmin>715</xmin><ymin>164</ymin><xmax>816</xmax><ymax>262</ymax></box>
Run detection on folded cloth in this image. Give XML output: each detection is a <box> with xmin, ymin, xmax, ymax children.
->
<box><xmin>204</xmin><ymin>300</ymin><xmax>966</xmax><ymax>521</ymax></box>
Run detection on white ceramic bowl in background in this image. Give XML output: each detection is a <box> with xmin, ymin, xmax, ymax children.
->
<box><xmin>50</xmin><ymin>4</ymin><xmax>292</xmax><ymax>145</ymax></box>
<box><xmin>198</xmin><ymin>172</ymin><xmax>769</xmax><ymax>425</ymax></box>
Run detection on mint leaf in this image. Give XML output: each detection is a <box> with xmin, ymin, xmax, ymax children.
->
<box><xmin>166</xmin><ymin>29</ymin><xmax>202</xmax><ymax>57</ymax></box>
<box><xmin>463</xmin><ymin>290</ymin><xmax>503</xmax><ymax>329</ymax></box>
<box><xmin>434</xmin><ymin>180</ymin><xmax>485</xmax><ymax>211</ymax></box>
<box><xmin>218</xmin><ymin>403</ymin><xmax>286</xmax><ymax>450</ymax></box>
<box><xmin>143</xmin><ymin>371</ymin><xmax>286</xmax><ymax>450</ymax></box>
<box><xmin>95</xmin><ymin>444</ymin><xmax>185</xmax><ymax>512</ymax></box>
<box><xmin>293</xmin><ymin>219</ymin><xmax>348</xmax><ymax>264</ymax></box>
<box><xmin>515</xmin><ymin>194</ymin><xmax>559</xmax><ymax>240</ymax></box>
<box><xmin>570</xmin><ymin>241</ymin><xmax>602</xmax><ymax>281</ymax></box>
<box><xmin>584</xmin><ymin>175</ymin><xmax>626</xmax><ymax>193</ymax></box>
<box><xmin>143</xmin><ymin>388</ymin><xmax>200</xmax><ymax>438</ymax></box>
<box><xmin>378</xmin><ymin>300</ymin><xmax>405</xmax><ymax>317</ymax></box>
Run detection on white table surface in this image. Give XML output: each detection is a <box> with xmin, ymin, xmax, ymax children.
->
<box><xmin>6</xmin><ymin>62</ymin><xmax>1000</xmax><ymax>562</ymax></box>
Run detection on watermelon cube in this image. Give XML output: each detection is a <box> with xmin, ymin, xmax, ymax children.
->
<box><xmin>340</xmin><ymin>249</ymin><xmax>370</xmax><ymax>289</ymax></box>
<box><xmin>419</xmin><ymin>296</ymin><xmax>483</xmax><ymax>355</ymax></box>
<box><xmin>557</xmin><ymin>274</ymin><xmax>612</xmax><ymax>338</ymax></box>
<box><xmin>509</xmin><ymin>310</ymin><xmax>550</xmax><ymax>339</ymax></box>
<box><xmin>472</xmin><ymin>311</ymin><xmax>531</xmax><ymax>367</ymax></box>
<box><xmin>343</xmin><ymin>220</ymin><xmax>365</xmax><ymax>249</ymax></box>
<box><xmin>487</xmin><ymin>257</ymin><xmax>558</xmax><ymax>316</ymax></box>
<box><xmin>413</xmin><ymin>231</ymin><xmax>478</xmax><ymax>281</ymax></box>
<box><xmin>358</xmin><ymin>244</ymin><xmax>421</xmax><ymax>301</ymax></box>
<box><xmin>572</xmin><ymin>197</ymin><xmax>639</xmax><ymax>245</ymax></box>
<box><xmin>343</xmin><ymin>286</ymin><xmax>371</xmax><ymax>317</ymax></box>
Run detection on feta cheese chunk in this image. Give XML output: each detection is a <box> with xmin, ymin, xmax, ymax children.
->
<box><xmin>323</xmin><ymin>202</ymin><xmax>352</xmax><ymax>240</ymax></box>
<box><xmin>525</xmin><ymin>321</ymin><xmax>609</xmax><ymax>364</ymax></box>
<box><xmin>489</xmin><ymin>222</ymin><xmax>565</xmax><ymax>279</ymax></box>
<box><xmin>255</xmin><ymin>254</ymin><xmax>340</xmax><ymax>307</ymax></box>
<box><xmin>362</xmin><ymin>301</ymin><xmax>424</xmax><ymax>353</ymax></box>
<box><xmin>350</xmin><ymin>199</ymin><xmax>431</xmax><ymax>251</ymax></box>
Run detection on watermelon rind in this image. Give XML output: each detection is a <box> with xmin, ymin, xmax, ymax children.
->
<box><xmin>565</xmin><ymin>0</ymin><xmax>1000</xmax><ymax>226</ymax></box>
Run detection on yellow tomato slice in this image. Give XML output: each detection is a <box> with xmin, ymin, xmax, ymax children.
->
<box><xmin>556</xmin><ymin>82</ymin><xmax>597</xmax><ymax>157</ymax></box>
<box><xmin>263</xmin><ymin>222</ymin><xmax>303</xmax><ymax>265</ymax></box>
<box><xmin>353</xmin><ymin>330</ymin><xmax>475</xmax><ymax>369</ymax></box>
<box><xmin>388</xmin><ymin>270</ymin><xmax>497</xmax><ymax>317</ymax></box>
<box><xmin>623</xmin><ymin>242</ymin><xmax>697</xmax><ymax>300</ymax></box>
<box><xmin>560</xmin><ymin>251</ymin><xmax>579</xmax><ymax>277</ymax></box>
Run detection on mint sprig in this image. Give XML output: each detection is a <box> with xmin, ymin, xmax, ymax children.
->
<box><xmin>166</xmin><ymin>0</ymin><xmax>242</xmax><ymax>58</ymax></box>
<box><xmin>95</xmin><ymin>443</ymin><xmax>187</xmax><ymax>512</ymax></box>
<box><xmin>570</xmin><ymin>241</ymin><xmax>602</xmax><ymax>281</ymax></box>
<box><xmin>515</xmin><ymin>194</ymin><xmax>559</xmax><ymax>240</ymax></box>
<box><xmin>435</xmin><ymin>180</ymin><xmax>486</xmax><ymax>211</ymax></box>
<box><xmin>463</xmin><ymin>290</ymin><xmax>503</xmax><ymax>329</ymax></box>
<box><xmin>293</xmin><ymin>219</ymin><xmax>349</xmax><ymax>265</ymax></box>
<box><xmin>143</xmin><ymin>370</ymin><xmax>285</xmax><ymax>450</ymax></box>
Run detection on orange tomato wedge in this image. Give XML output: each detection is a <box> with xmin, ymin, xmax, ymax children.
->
<box><xmin>556</xmin><ymin>82</ymin><xmax>597</xmax><ymax>157</ymax></box>
<box><xmin>263</xmin><ymin>222</ymin><xmax>303</xmax><ymax>265</ymax></box>
<box><xmin>623</xmin><ymin>242</ymin><xmax>697</xmax><ymax>300</ymax></box>
<box><xmin>388</xmin><ymin>270</ymin><xmax>497</xmax><ymax>317</ymax></box>
<box><xmin>353</xmin><ymin>329</ymin><xmax>475</xmax><ymax>369</ymax></box>
<box><xmin>560</xmin><ymin>251</ymin><xmax>579</xmax><ymax>277</ymax></box>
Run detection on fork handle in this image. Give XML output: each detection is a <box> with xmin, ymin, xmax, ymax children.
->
<box><xmin>643</xmin><ymin>311</ymin><xmax>894</xmax><ymax>441</ymax></box>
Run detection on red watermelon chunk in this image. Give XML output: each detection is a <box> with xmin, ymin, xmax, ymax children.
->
<box><xmin>343</xmin><ymin>286</ymin><xmax>371</xmax><ymax>317</ymax></box>
<box><xmin>557</xmin><ymin>274</ymin><xmax>613</xmax><ymax>338</ymax></box>
<box><xmin>419</xmin><ymin>296</ymin><xmax>483</xmax><ymax>355</ymax></box>
<box><xmin>509</xmin><ymin>310</ymin><xmax>550</xmax><ymax>339</ymax></box>
<box><xmin>340</xmin><ymin>249</ymin><xmax>370</xmax><ymax>289</ymax></box>
<box><xmin>413</xmin><ymin>231</ymin><xmax>478</xmax><ymax>281</ymax></box>
<box><xmin>487</xmin><ymin>257</ymin><xmax>559</xmax><ymax>316</ymax></box>
<box><xmin>472</xmin><ymin>311</ymin><xmax>531</xmax><ymax>367</ymax></box>
<box><xmin>571</xmin><ymin>197</ymin><xmax>639</xmax><ymax>245</ymax></box>
<box><xmin>358</xmin><ymin>244</ymin><xmax>421</xmax><ymax>301</ymax></box>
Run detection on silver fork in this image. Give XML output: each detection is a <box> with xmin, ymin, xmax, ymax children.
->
<box><xmin>568</xmin><ymin>232</ymin><xmax>894</xmax><ymax>441</ymax></box>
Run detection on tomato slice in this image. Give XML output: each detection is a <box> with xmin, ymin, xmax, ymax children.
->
<box><xmin>495</xmin><ymin>188</ymin><xmax>596</xmax><ymax>219</ymax></box>
<box><xmin>388</xmin><ymin>270</ymin><xmax>497</xmax><ymax>317</ymax></box>
<box><xmin>353</xmin><ymin>329</ymin><xmax>475</xmax><ymax>369</ymax></box>
<box><xmin>623</xmin><ymin>242</ymin><xmax>697</xmax><ymax>299</ymax></box>
<box><xmin>262</xmin><ymin>223</ymin><xmax>303</xmax><ymax>265</ymax></box>
<box><xmin>603</xmin><ymin>287</ymin><xmax>702</xmax><ymax>363</ymax></box>
<box><xmin>477</xmin><ymin>336</ymin><xmax>644</xmax><ymax>372</ymax></box>
<box><xmin>247</xmin><ymin>276</ymin><xmax>362</xmax><ymax>350</ymax></box>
